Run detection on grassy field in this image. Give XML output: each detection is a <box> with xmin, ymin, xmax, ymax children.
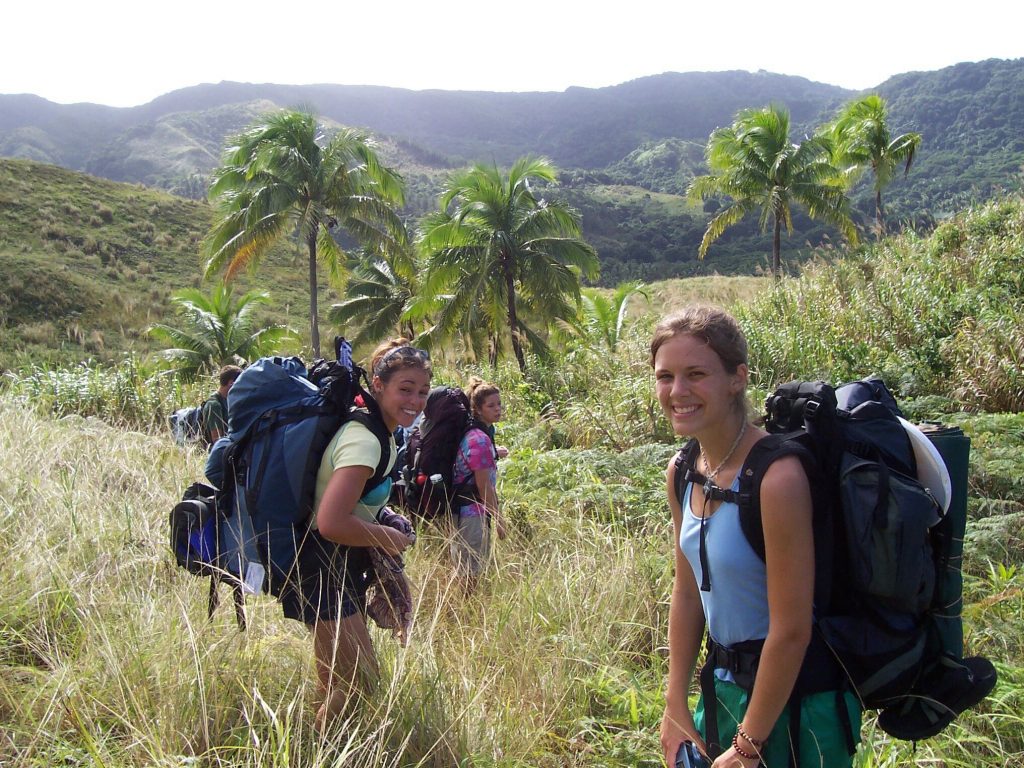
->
<box><xmin>3</xmin><ymin>339</ymin><xmax>1023</xmax><ymax>767</ymax></box>
<box><xmin>3</xmin><ymin>176</ymin><xmax>1024</xmax><ymax>765</ymax></box>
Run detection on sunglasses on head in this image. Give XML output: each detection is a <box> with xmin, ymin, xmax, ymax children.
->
<box><xmin>373</xmin><ymin>345</ymin><xmax>430</xmax><ymax>377</ymax></box>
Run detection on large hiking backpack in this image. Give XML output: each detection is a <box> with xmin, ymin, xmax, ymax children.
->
<box><xmin>403</xmin><ymin>386</ymin><xmax>492</xmax><ymax>522</ymax></box>
<box><xmin>674</xmin><ymin>377</ymin><xmax>997</xmax><ymax>758</ymax></box>
<box><xmin>169</xmin><ymin>337</ymin><xmax>392</xmax><ymax>623</ymax></box>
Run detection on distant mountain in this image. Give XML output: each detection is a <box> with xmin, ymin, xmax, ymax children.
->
<box><xmin>0</xmin><ymin>71</ymin><xmax>851</xmax><ymax>177</ymax></box>
<box><xmin>1</xmin><ymin>60</ymin><xmax>1022</xmax><ymax>281</ymax></box>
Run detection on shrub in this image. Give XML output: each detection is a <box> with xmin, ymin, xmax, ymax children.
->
<box><xmin>737</xmin><ymin>195</ymin><xmax>1024</xmax><ymax>408</ymax></box>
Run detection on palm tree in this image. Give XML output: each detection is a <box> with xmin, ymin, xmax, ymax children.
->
<box><xmin>688</xmin><ymin>105</ymin><xmax>858</xmax><ymax>278</ymax></box>
<box><xmin>328</xmin><ymin>256</ymin><xmax>417</xmax><ymax>346</ymax></box>
<box><xmin>203</xmin><ymin>109</ymin><xmax>407</xmax><ymax>357</ymax></box>
<box><xmin>826</xmin><ymin>94</ymin><xmax>922</xmax><ymax>234</ymax></box>
<box><xmin>147</xmin><ymin>282</ymin><xmax>296</xmax><ymax>380</ymax></box>
<box><xmin>419</xmin><ymin>156</ymin><xmax>599</xmax><ymax>371</ymax></box>
<box><xmin>570</xmin><ymin>281</ymin><xmax>649</xmax><ymax>352</ymax></box>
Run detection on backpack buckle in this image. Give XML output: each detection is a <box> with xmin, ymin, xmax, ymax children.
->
<box><xmin>803</xmin><ymin>397</ymin><xmax>821</xmax><ymax>421</ymax></box>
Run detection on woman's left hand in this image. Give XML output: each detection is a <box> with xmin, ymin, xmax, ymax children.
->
<box><xmin>711</xmin><ymin>745</ymin><xmax>761</xmax><ymax>768</ymax></box>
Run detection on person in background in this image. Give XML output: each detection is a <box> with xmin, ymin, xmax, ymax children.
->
<box><xmin>450</xmin><ymin>376</ymin><xmax>507</xmax><ymax>591</ymax></box>
<box><xmin>201</xmin><ymin>364</ymin><xmax>242</xmax><ymax>448</ymax></box>
<box><xmin>654</xmin><ymin>306</ymin><xmax>860</xmax><ymax>768</ymax></box>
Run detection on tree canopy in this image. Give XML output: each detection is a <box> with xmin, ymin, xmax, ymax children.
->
<box><xmin>825</xmin><ymin>94</ymin><xmax>922</xmax><ymax>234</ymax></box>
<box><xmin>418</xmin><ymin>157</ymin><xmax>599</xmax><ymax>370</ymax></box>
<box><xmin>688</xmin><ymin>104</ymin><xmax>858</xmax><ymax>277</ymax></box>
<box><xmin>203</xmin><ymin>109</ymin><xmax>407</xmax><ymax>357</ymax></box>
<box><xmin>146</xmin><ymin>282</ymin><xmax>295</xmax><ymax>380</ymax></box>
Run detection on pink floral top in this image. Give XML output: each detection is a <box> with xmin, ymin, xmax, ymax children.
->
<box><xmin>453</xmin><ymin>427</ymin><xmax>497</xmax><ymax>517</ymax></box>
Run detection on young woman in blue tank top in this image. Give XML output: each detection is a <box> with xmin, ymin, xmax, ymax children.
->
<box><xmin>654</xmin><ymin>306</ymin><xmax>860</xmax><ymax>768</ymax></box>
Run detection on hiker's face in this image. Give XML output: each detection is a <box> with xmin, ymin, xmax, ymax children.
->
<box><xmin>374</xmin><ymin>367</ymin><xmax>431</xmax><ymax>430</ymax></box>
<box><xmin>477</xmin><ymin>393</ymin><xmax>503</xmax><ymax>426</ymax></box>
<box><xmin>654</xmin><ymin>333</ymin><xmax>747</xmax><ymax>437</ymax></box>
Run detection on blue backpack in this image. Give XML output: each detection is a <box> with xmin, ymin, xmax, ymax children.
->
<box><xmin>170</xmin><ymin>337</ymin><xmax>391</xmax><ymax>625</ymax></box>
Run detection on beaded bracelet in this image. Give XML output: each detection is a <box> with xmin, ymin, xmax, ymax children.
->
<box><xmin>732</xmin><ymin>733</ymin><xmax>758</xmax><ymax>761</ymax></box>
<box><xmin>736</xmin><ymin>723</ymin><xmax>764</xmax><ymax>748</ymax></box>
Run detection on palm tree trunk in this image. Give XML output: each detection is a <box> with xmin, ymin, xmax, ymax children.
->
<box><xmin>308</xmin><ymin>226</ymin><xmax>320</xmax><ymax>358</ymax></box>
<box><xmin>503</xmin><ymin>256</ymin><xmax>527</xmax><ymax>372</ymax></box>
<box><xmin>772</xmin><ymin>215</ymin><xmax>782</xmax><ymax>280</ymax></box>
<box><xmin>876</xmin><ymin>189</ymin><xmax>886</xmax><ymax>236</ymax></box>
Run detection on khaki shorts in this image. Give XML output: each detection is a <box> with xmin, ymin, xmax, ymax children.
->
<box><xmin>450</xmin><ymin>511</ymin><xmax>490</xmax><ymax>577</ymax></box>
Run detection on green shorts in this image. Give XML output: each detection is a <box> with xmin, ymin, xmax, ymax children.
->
<box><xmin>695</xmin><ymin>677</ymin><xmax>861</xmax><ymax>767</ymax></box>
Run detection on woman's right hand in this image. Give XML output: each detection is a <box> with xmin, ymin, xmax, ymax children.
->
<box><xmin>660</xmin><ymin>705</ymin><xmax>704</xmax><ymax>768</ymax></box>
<box><xmin>378</xmin><ymin>527</ymin><xmax>415</xmax><ymax>555</ymax></box>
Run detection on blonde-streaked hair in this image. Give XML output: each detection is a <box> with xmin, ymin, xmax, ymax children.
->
<box><xmin>650</xmin><ymin>305</ymin><xmax>750</xmax><ymax>414</ymax></box>
<box><xmin>369</xmin><ymin>338</ymin><xmax>432</xmax><ymax>383</ymax></box>
<box><xmin>465</xmin><ymin>375</ymin><xmax>500</xmax><ymax>418</ymax></box>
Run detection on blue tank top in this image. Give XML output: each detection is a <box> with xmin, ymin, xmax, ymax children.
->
<box><xmin>679</xmin><ymin>478</ymin><xmax>770</xmax><ymax>648</ymax></box>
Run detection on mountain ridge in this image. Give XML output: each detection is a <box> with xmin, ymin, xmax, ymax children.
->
<box><xmin>2</xmin><ymin>59</ymin><xmax>1022</xmax><ymax>283</ymax></box>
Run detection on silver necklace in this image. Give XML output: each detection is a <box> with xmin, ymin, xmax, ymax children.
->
<box><xmin>700</xmin><ymin>420</ymin><xmax>748</xmax><ymax>484</ymax></box>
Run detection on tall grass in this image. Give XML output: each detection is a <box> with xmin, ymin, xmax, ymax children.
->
<box><xmin>738</xmin><ymin>197</ymin><xmax>1024</xmax><ymax>408</ymax></box>
<box><xmin>2</xmin><ymin>358</ymin><xmax>211</xmax><ymax>433</ymax></box>
<box><xmin>2</xmin><ymin>394</ymin><xmax>1021</xmax><ymax>766</ymax></box>
<box><xmin>4</xmin><ymin>197</ymin><xmax>1024</xmax><ymax>765</ymax></box>
<box><xmin>0</xmin><ymin>399</ymin><xmax>671</xmax><ymax>767</ymax></box>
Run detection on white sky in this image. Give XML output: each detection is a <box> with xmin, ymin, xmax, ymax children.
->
<box><xmin>4</xmin><ymin>0</ymin><xmax>1022</xmax><ymax>108</ymax></box>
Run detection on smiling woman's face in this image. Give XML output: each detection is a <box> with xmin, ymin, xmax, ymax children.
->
<box><xmin>653</xmin><ymin>333</ymin><xmax>746</xmax><ymax>438</ymax></box>
<box><xmin>373</xmin><ymin>367</ymin><xmax>431</xmax><ymax>430</ymax></box>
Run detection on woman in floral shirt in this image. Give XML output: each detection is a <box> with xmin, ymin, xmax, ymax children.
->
<box><xmin>450</xmin><ymin>376</ymin><xmax>507</xmax><ymax>589</ymax></box>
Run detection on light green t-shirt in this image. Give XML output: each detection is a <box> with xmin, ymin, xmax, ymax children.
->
<box><xmin>312</xmin><ymin>418</ymin><xmax>396</xmax><ymax>528</ymax></box>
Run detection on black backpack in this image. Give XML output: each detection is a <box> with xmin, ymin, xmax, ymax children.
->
<box><xmin>674</xmin><ymin>378</ymin><xmax>997</xmax><ymax>761</ymax></box>
<box><xmin>403</xmin><ymin>386</ymin><xmax>493</xmax><ymax>522</ymax></box>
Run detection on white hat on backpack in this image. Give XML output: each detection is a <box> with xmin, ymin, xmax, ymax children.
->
<box><xmin>898</xmin><ymin>416</ymin><xmax>953</xmax><ymax>514</ymax></box>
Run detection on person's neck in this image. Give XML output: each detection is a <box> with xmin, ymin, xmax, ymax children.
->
<box><xmin>696</xmin><ymin>414</ymin><xmax>748</xmax><ymax>468</ymax></box>
<box><xmin>366</xmin><ymin>392</ymin><xmax>398</xmax><ymax>433</ymax></box>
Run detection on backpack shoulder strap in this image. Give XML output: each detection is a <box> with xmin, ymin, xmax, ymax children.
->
<box><xmin>672</xmin><ymin>438</ymin><xmax>747</xmax><ymax>508</ymax></box>
<box><xmin>672</xmin><ymin>439</ymin><xmax>702</xmax><ymax>508</ymax></box>
<box><xmin>348</xmin><ymin>406</ymin><xmax>393</xmax><ymax>489</ymax></box>
<box><xmin>736</xmin><ymin>432</ymin><xmax>821</xmax><ymax>562</ymax></box>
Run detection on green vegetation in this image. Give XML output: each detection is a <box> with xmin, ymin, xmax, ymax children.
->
<box><xmin>146</xmin><ymin>282</ymin><xmax>297</xmax><ymax>380</ymax></box>
<box><xmin>3</xmin><ymin>66</ymin><xmax>1024</xmax><ymax>764</ymax></box>
<box><xmin>0</xmin><ymin>159</ymin><xmax>312</xmax><ymax>371</ymax></box>
<box><xmin>204</xmin><ymin>110</ymin><xmax>408</xmax><ymax>357</ymax></box>
<box><xmin>738</xmin><ymin>196</ymin><xmax>1024</xmax><ymax>411</ymax></box>
<box><xmin>5</xmin><ymin>61</ymin><xmax>1023</xmax><ymax>283</ymax></box>
<box><xmin>3</xmin><ymin>191</ymin><xmax>1024</xmax><ymax>765</ymax></box>
<box><xmin>329</xmin><ymin>258</ymin><xmax>418</xmax><ymax>347</ymax></box>
<box><xmin>825</xmin><ymin>94</ymin><xmax>922</xmax><ymax>234</ymax></box>
<box><xmin>418</xmin><ymin>157</ymin><xmax>599</xmax><ymax>370</ymax></box>
<box><xmin>688</xmin><ymin>104</ymin><xmax>858</xmax><ymax>277</ymax></box>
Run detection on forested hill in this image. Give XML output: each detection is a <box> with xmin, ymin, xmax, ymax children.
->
<box><xmin>875</xmin><ymin>59</ymin><xmax>1024</xmax><ymax>214</ymax></box>
<box><xmin>2</xmin><ymin>59</ymin><xmax>1022</xmax><ymax>281</ymax></box>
